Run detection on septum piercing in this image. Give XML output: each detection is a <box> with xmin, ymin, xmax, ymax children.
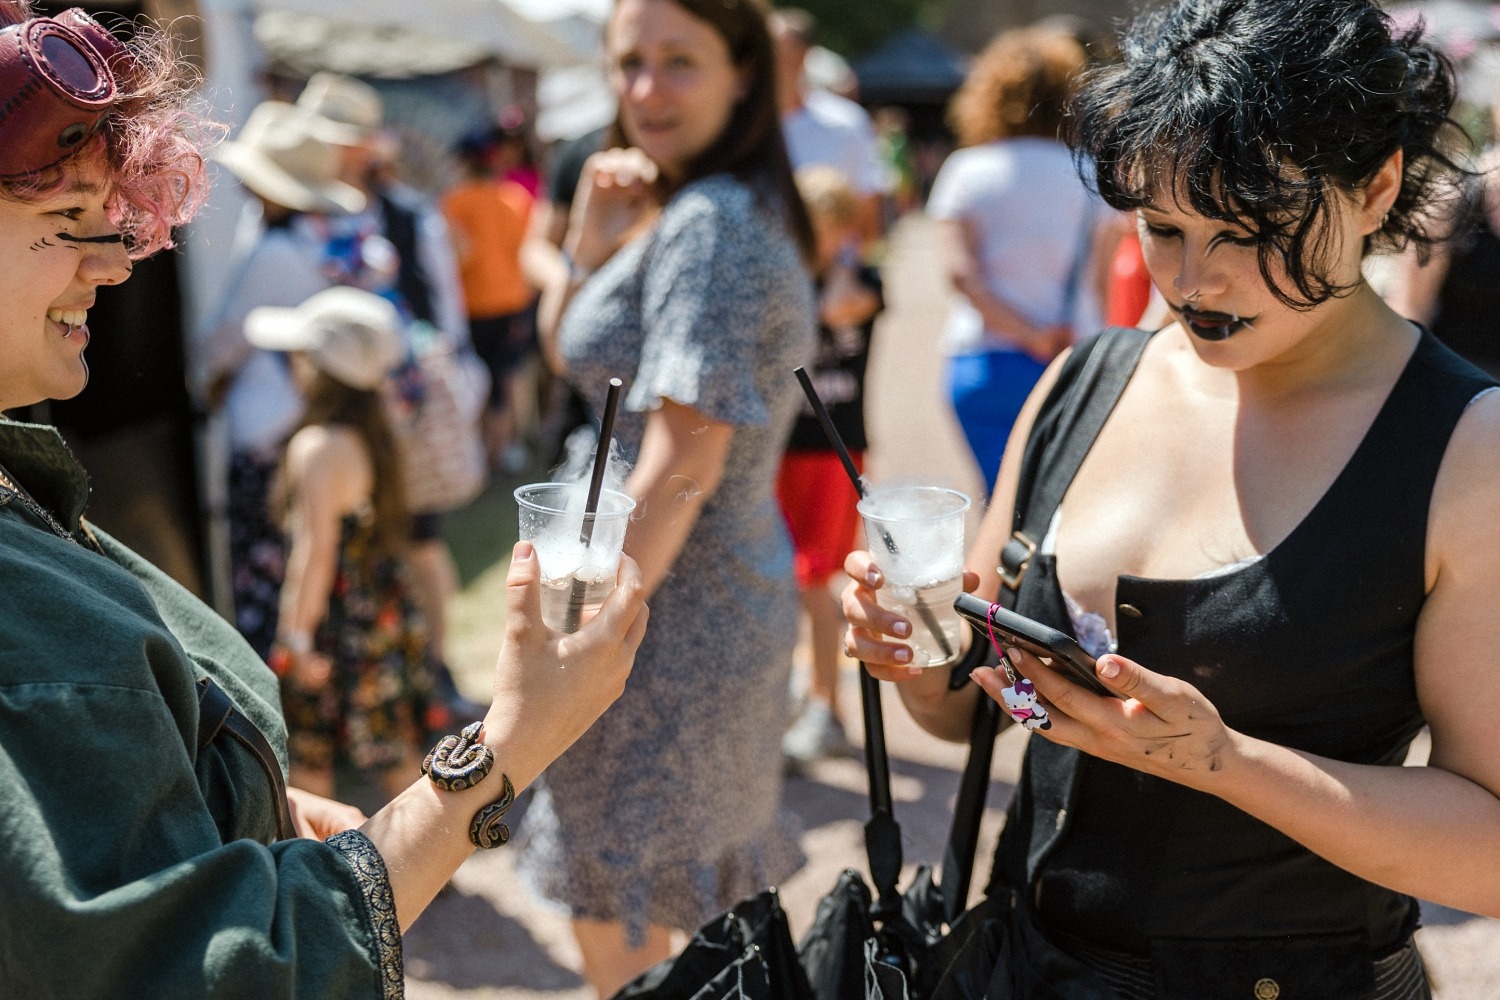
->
<box><xmin>1172</xmin><ymin>274</ymin><xmax>1203</xmax><ymax>305</ymax></box>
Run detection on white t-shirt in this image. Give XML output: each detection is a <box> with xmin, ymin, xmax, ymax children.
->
<box><xmin>782</xmin><ymin>89</ymin><xmax>891</xmax><ymax>195</ymax></box>
<box><xmin>927</xmin><ymin>138</ymin><xmax>1102</xmax><ymax>355</ymax></box>
<box><xmin>202</xmin><ymin>220</ymin><xmax>332</xmax><ymax>454</ymax></box>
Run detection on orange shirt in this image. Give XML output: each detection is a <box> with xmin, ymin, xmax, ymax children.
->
<box><xmin>440</xmin><ymin>178</ymin><xmax>535</xmax><ymax>319</ymax></box>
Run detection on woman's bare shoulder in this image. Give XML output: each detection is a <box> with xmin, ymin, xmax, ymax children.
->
<box><xmin>287</xmin><ymin>424</ymin><xmax>363</xmax><ymax>463</ymax></box>
<box><xmin>1429</xmin><ymin>387</ymin><xmax>1500</xmax><ymax>567</ymax></box>
<box><xmin>285</xmin><ymin>424</ymin><xmax>371</xmax><ymax>495</ymax></box>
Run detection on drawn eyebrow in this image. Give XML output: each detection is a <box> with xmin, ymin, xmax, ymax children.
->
<box><xmin>55</xmin><ymin>231</ymin><xmax>124</xmax><ymax>244</ymax></box>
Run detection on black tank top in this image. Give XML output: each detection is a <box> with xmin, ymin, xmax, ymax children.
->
<box><xmin>991</xmin><ymin>328</ymin><xmax>1496</xmax><ymax>956</ymax></box>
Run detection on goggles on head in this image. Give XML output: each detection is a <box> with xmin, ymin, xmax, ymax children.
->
<box><xmin>0</xmin><ymin>8</ymin><xmax>132</xmax><ymax>179</ymax></box>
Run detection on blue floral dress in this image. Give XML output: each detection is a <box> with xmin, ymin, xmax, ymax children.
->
<box><xmin>514</xmin><ymin>175</ymin><xmax>817</xmax><ymax>941</ymax></box>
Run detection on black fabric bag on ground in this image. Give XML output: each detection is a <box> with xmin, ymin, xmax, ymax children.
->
<box><xmin>612</xmin><ymin>888</ymin><xmax>813</xmax><ymax>1000</ymax></box>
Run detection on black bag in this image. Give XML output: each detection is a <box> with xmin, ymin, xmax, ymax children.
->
<box><xmin>611</xmin><ymin>888</ymin><xmax>814</xmax><ymax>1000</ymax></box>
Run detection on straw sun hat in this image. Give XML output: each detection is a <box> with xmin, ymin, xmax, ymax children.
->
<box><xmin>245</xmin><ymin>287</ymin><xmax>404</xmax><ymax>391</ymax></box>
<box><xmin>296</xmin><ymin>71</ymin><xmax>383</xmax><ymax>146</ymax></box>
<box><xmin>213</xmin><ymin>100</ymin><xmax>365</xmax><ymax>215</ymax></box>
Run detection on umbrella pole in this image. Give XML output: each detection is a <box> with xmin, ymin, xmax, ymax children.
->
<box><xmin>859</xmin><ymin>661</ymin><xmax>905</xmax><ymax>918</ymax></box>
<box><xmin>859</xmin><ymin>663</ymin><xmax>893</xmax><ymax>817</ymax></box>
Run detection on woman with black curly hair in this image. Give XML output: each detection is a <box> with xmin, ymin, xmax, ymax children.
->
<box><xmin>844</xmin><ymin>0</ymin><xmax>1500</xmax><ymax>995</ymax></box>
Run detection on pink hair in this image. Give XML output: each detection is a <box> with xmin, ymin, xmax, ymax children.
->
<box><xmin>0</xmin><ymin>0</ymin><xmax>221</xmax><ymax>258</ymax></box>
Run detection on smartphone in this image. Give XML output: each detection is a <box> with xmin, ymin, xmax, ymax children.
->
<box><xmin>952</xmin><ymin>593</ymin><xmax>1120</xmax><ymax>699</ymax></box>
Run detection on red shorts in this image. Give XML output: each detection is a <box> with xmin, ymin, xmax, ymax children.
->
<box><xmin>777</xmin><ymin>450</ymin><xmax>864</xmax><ymax>588</ymax></box>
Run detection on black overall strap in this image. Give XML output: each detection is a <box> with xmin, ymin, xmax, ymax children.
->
<box><xmin>1000</xmin><ymin>327</ymin><xmax>1152</xmax><ymax>595</ymax></box>
<box><xmin>936</xmin><ymin>328</ymin><xmax>1153</xmax><ymax>922</ymax></box>
<box><xmin>197</xmin><ymin>677</ymin><xmax>297</xmax><ymax>841</ymax></box>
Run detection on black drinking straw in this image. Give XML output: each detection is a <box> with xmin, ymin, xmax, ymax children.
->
<box><xmin>792</xmin><ymin>367</ymin><xmax>953</xmax><ymax>661</ymax></box>
<box><xmin>562</xmin><ymin>378</ymin><xmax>623</xmax><ymax>632</ymax></box>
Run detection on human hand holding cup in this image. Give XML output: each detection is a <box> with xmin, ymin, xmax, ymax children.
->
<box><xmin>855</xmin><ymin>486</ymin><xmax>970</xmax><ymax>669</ymax></box>
<box><xmin>515</xmin><ymin>483</ymin><xmax>636</xmax><ymax>633</ymax></box>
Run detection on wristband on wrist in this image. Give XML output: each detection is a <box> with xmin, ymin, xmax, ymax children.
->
<box><xmin>277</xmin><ymin>631</ymin><xmax>313</xmax><ymax>655</ymax></box>
<box><xmin>269</xmin><ymin>632</ymin><xmax>312</xmax><ymax>677</ymax></box>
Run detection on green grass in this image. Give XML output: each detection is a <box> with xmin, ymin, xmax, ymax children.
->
<box><xmin>439</xmin><ymin>458</ymin><xmax>544</xmax><ymax>699</ymax></box>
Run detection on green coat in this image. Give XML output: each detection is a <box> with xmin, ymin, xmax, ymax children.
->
<box><xmin>0</xmin><ymin>420</ymin><xmax>401</xmax><ymax>998</ymax></box>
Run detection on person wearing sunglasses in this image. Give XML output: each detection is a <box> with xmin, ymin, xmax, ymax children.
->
<box><xmin>0</xmin><ymin>2</ymin><xmax>648</xmax><ymax>995</ymax></box>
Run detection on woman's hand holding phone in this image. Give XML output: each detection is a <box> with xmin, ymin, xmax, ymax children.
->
<box><xmin>845</xmin><ymin>550</ymin><xmax>1236</xmax><ymax>783</ymax></box>
<box><xmin>840</xmin><ymin>548</ymin><xmax>980</xmax><ymax>686</ymax></box>
<box><xmin>973</xmin><ymin>644</ymin><xmax>1238</xmax><ymax>789</ymax></box>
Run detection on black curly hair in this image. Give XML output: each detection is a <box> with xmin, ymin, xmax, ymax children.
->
<box><xmin>1070</xmin><ymin>0</ymin><xmax>1470</xmax><ymax>308</ymax></box>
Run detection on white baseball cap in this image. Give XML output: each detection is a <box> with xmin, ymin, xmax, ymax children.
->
<box><xmin>245</xmin><ymin>287</ymin><xmax>404</xmax><ymax>391</ymax></box>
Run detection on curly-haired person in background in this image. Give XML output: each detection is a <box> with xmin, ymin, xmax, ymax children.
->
<box><xmin>927</xmin><ymin>24</ymin><xmax>1105</xmax><ymax>497</ymax></box>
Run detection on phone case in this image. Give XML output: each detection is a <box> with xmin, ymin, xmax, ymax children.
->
<box><xmin>952</xmin><ymin>593</ymin><xmax>1119</xmax><ymax>699</ymax></box>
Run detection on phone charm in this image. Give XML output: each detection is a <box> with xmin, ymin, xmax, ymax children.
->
<box><xmin>983</xmin><ymin>608</ymin><xmax>1052</xmax><ymax>731</ymax></box>
<box><xmin>1000</xmin><ymin>673</ymin><xmax>1051</xmax><ymax>731</ymax></box>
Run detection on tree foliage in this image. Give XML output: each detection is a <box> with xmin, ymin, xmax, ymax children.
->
<box><xmin>778</xmin><ymin>0</ymin><xmax>950</xmax><ymax>58</ymax></box>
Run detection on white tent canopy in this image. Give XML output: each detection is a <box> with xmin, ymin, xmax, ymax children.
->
<box><xmin>251</xmin><ymin>0</ymin><xmax>593</xmax><ymax>74</ymax></box>
<box><xmin>505</xmin><ymin>0</ymin><xmax>610</xmax><ymax>21</ymax></box>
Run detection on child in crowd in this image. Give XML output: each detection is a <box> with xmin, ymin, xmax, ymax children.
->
<box><xmin>779</xmin><ymin>166</ymin><xmax>884</xmax><ymax>765</ymax></box>
<box><xmin>253</xmin><ymin>287</ymin><xmax>441</xmax><ymax>803</ymax></box>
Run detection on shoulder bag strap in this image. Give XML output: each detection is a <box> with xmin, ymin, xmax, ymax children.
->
<box><xmin>999</xmin><ymin>327</ymin><xmax>1151</xmax><ymax>602</ymax></box>
<box><xmin>937</xmin><ymin>326</ymin><xmax>1152</xmax><ymax>922</ymax></box>
<box><xmin>197</xmin><ymin>677</ymin><xmax>297</xmax><ymax>841</ymax></box>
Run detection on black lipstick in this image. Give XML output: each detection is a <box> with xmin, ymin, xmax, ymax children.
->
<box><xmin>1175</xmin><ymin>303</ymin><xmax>1254</xmax><ymax>342</ymax></box>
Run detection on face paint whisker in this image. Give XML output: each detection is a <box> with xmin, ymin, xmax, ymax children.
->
<box><xmin>55</xmin><ymin>231</ymin><xmax>124</xmax><ymax>245</ymax></box>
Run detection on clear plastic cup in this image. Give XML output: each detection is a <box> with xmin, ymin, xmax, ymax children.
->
<box><xmin>857</xmin><ymin>485</ymin><xmax>971</xmax><ymax>668</ymax></box>
<box><xmin>515</xmin><ymin>483</ymin><xmax>636</xmax><ymax>633</ymax></box>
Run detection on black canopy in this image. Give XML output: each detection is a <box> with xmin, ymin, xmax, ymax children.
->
<box><xmin>853</xmin><ymin>30</ymin><xmax>967</xmax><ymax>105</ymax></box>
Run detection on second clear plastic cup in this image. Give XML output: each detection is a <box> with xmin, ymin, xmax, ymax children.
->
<box><xmin>857</xmin><ymin>485</ymin><xmax>971</xmax><ymax>668</ymax></box>
<box><xmin>515</xmin><ymin>482</ymin><xmax>637</xmax><ymax>633</ymax></box>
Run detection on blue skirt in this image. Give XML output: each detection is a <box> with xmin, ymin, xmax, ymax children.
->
<box><xmin>945</xmin><ymin>348</ymin><xmax>1048</xmax><ymax>496</ymax></box>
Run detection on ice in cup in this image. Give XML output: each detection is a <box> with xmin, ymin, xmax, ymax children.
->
<box><xmin>857</xmin><ymin>485</ymin><xmax>971</xmax><ymax>668</ymax></box>
<box><xmin>515</xmin><ymin>483</ymin><xmax>636</xmax><ymax>633</ymax></box>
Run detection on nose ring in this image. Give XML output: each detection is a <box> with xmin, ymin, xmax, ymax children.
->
<box><xmin>1173</xmin><ymin>274</ymin><xmax>1202</xmax><ymax>306</ymax></box>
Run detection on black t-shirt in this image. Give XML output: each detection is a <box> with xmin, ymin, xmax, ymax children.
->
<box><xmin>787</xmin><ymin>265</ymin><xmax>883</xmax><ymax>453</ymax></box>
